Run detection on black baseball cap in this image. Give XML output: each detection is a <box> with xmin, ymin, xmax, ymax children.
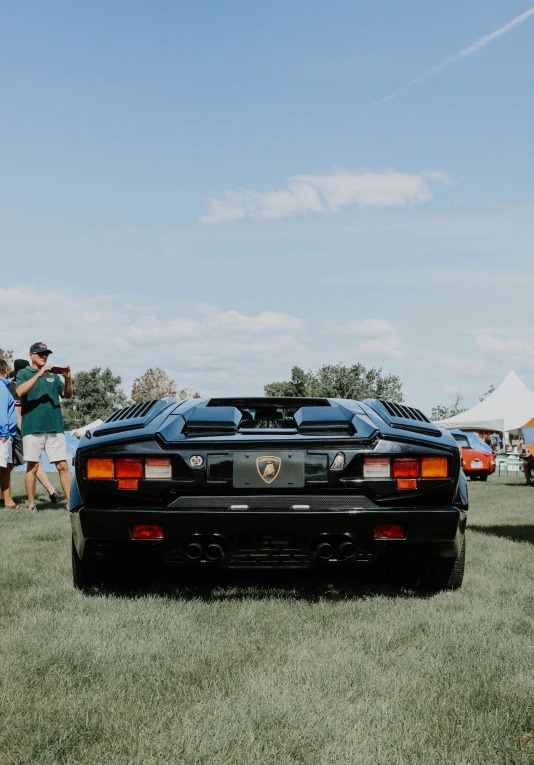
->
<box><xmin>29</xmin><ymin>342</ymin><xmax>53</xmax><ymax>355</ymax></box>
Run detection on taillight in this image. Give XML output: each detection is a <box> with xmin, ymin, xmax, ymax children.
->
<box><xmin>374</xmin><ymin>524</ymin><xmax>405</xmax><ymax>539</ymax></box>
<box><xmin>363</xmin><ymin>457</ymin><xmax>390</xmax><ymax>478</ymax></box>
<box><xmin>132</xmin><ymin>524</ymin><xmax>164</xmax><ymax>540</ymax></box>
<box><xmin>145</xmin><ymin>458</ymin><xmax>172</xmax><ymax>479</ymax></box>
<box><xmin>86</xmin><ymin>458</ymin><xmax>114</xmax><ymax>480</ymax></box>
<box><xmin>392</xmin><ymin>458</ymin><xmax>419</xmax><ymax>478</ymax></box>
<box><xmin>116</xmin><ymin>458</ymin><xmax>143</xmax><ymax>479</ymax></box>
<box><xmin>421</xmin><ymin>457</ymin><xmax>448</xmax><ymax>479</ymax></box>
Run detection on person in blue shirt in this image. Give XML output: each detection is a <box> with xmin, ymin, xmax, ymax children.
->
<box><xmin>0</xmin><ymin>358</ymin><xmax>19</xmax><ymax>508</ymax></box>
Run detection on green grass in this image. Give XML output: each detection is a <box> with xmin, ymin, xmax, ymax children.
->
<box><xmin>1</xmin><ymin>474</ymin><xmax>533</xmax><ymax>764</ymax></box>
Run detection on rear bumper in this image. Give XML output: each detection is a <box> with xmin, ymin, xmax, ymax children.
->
<box><xmin>71</xmin><ymin>506</ymin><xmax>467</xmax><ymax>569</ymax></box>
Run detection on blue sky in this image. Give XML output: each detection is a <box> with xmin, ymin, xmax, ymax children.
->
<box><xmin>1</xmin><ymin>0</ymin><xmax>533</xmax><ymax>412</ymax></box>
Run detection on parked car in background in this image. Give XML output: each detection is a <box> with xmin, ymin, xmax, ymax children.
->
<box><xmin>451</xmin><ymin>429</ymin><xmax>496</xmax><ymax>481</ymax></box>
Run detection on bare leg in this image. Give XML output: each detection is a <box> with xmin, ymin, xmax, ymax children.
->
<box><xmin>36</xmin><ymin>463</ymin><xmax>56</xmax><ymax>495</ymax></box>
<box><xmin>54</xmin><ymin>460</ymin><xmax>71</xmax><ymax>504</ymax></box>
<box><xmin>1</xmin><ymin>465</ymin><xmax>14</xmax><ymax>506</ymax></box>
<box><xmin>25</xmin><ymin>461</ymin><xmax>40</xmax><ymax>506</ymax></box>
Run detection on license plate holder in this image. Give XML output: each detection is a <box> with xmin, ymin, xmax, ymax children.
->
<box><xmin>233</xmin><ymin>452</ymin><xmax>305</xmax><ymax>488</ymax></box>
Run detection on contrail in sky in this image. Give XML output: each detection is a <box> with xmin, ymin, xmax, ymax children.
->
<box><xmin>374</xmin><ymin>5</ymin><xmax>534</xmax><ymax>105</ymax></box>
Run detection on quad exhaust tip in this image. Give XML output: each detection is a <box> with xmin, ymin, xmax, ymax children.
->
<box><xmin>317</xmin><ymin>542</ymin><xmax>334</xmax><ymax>560</ymax></box>
<box><xmin>185</xmin><ymin>542</ymin><xmax>203</xmax><ymax>560</ymax></box>
<box><xmin>206</xmin><ymin>543</ymin><xmax>223</xmax><ymax>561</ymax></box>
<box><xmin>339</xmin><ymin>541</ymin><xmax>357</xmax><ymax>559</ymax></box>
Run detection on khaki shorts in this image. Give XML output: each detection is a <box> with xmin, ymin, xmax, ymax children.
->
<box><xmin>23</xmin><ymin>432</ymin><xmax>67</xmax><ymax>464</ymax></box>
<box><xmin>0</xmin><ymin>439</ymin><xmax>13</xmax><ymax>469</ymax></box>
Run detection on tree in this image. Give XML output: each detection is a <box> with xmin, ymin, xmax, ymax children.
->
<box><xmin>479</xmin><ymin>384</ymin><xmax>495</xmax><ymax>401</ymax></box>
<box><xmin>131</xmin><ymin>367</ymin><xmax>177</xmax><ymax>404</ymax></box>
<box><xmin>177</xmin><ymin>387</ymin><xmax>202</xmax><ymax>401</ymax></box>
<box><xmin>265</xmin><ymin>363</ymin><xmax>404</xmax><ymax>402</ymax></box>
<box><xmin>62</xmin><ymin>367</ymin><xmax>129</xmax><ymax>430</ymax></box>
<box><xmin>431</xmin><ymin>393</ymin><xmax>466</xmax><ymax>421</ymax></box>
<box><xmin>0</xmin><ymin>348</ymin><xmax>13</xmax><ymax>366</ymax></box>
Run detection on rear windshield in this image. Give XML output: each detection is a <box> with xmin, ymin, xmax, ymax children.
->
<box><xmin>453</xmin><ymin>434</ymin><xmax>471</xmax><ymax>449</ymax></box>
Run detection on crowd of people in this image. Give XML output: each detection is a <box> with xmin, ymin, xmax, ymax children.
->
<box><xmin>0</xmin><ymin>342</ymin><xmax>72</xmax><ymax>511</ymax></box>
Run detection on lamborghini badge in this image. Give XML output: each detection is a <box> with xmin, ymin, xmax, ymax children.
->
<box><xmin>256</xmin><ymin>456</ymin><xmax>281</xmax><ymax>484</ymax></box>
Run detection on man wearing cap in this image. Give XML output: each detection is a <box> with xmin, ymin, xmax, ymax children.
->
<box><xmin>0</xmin><ymin>359</ymin><xmax>18</xmax><ymax>507</ymax></box>
<box><xmin>6</xmin><ymin>359</ymin><xmax>66</xmax><ymax>506</ymax></box>
<box><xmin>16</xmin><ymin>343</ymin><xmax>73</xmax><ymax>512</ymax></box>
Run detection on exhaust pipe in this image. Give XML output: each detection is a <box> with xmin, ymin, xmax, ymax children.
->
<box><xmin>206</xmin><ymin>543</ymin><xmax>224</xmax><ymax>561</ymax></box>
<box><xmin>185</xmin><ymin>542</ymin><xmax>203</xmax><ymax>560</ymax></box>
<box><xmin>339</xmin><ymin>541</ymin><xmax>357</xmax><ymax>560</ymax></box>
<box><xmin>317</xmin><ymin>542</ymin><xmax>334</xmax><ymax>560</ymax></box>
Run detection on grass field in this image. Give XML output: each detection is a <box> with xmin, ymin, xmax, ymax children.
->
<box><xmin>1</xmin><ymin>473</ymin><xmax>533</xmax><ymax>764</ymax></box>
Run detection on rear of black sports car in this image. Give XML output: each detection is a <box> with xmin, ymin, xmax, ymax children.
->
<box><xmin>70</xmin><ymin>397</ymin><xmax>468</xmax><ymax>591</ymax></box>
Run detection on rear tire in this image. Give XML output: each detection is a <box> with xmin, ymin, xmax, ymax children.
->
<box><xmin>71</xmin><ymin>539</ymin><xmax>115</xmax><ymax>591</ymax></box>
<box><xmin>421</xmin><ymin>540</ymin><xmax>465</xmax><ymax>591</ymax></box>
<box><xmin>479</xmin><ymin>474</ymin><xmax>488</xmax><ymax>481</ymax></box>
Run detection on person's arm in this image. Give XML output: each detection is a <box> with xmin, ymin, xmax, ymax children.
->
<box><xmin>0</xmin><ymin>387</ymin><xmax>11</xmax><ymax>442</ymax></box>
<box><xmin>16</xmin><ymin>366</ymin><xmax>51</xmax><ymax>397</ymax></box>
<box><xmin>15</xmin><ymin>404</ymin><xmax>22</xmax><ymax>433</ymax></box>
<box><xmin>61</xmin><ymin>366</ymin><xmax>73</xmax><ymax>400</ymax></box>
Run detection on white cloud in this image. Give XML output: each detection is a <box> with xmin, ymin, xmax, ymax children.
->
<box><xmin>475</xmin><ymin>332</ymin><xmax>521</xmax><ymax>352</ymax></box>
<box><xmin>356</xmin><ymin>335</ymin><xmax>404</xmax><ymax>358</ymax></box>
<box><xmin>337</xmin><ymin>318</ymin><xmax>396</xmax><ymax>335</ymax></box>
<box><xmin>200</xmin><ymin>170</ymin><xmax>453</xmax><ymax>223</ymax></box>
<box><xmin>375</xmin><ymin>5</ymin><xmax>534</xmax><ymax>104</ymax></box>
<box><xmin>417</xmin><ymin>351</ymin><xmax>493</xmax><ymax>377</ymax></box>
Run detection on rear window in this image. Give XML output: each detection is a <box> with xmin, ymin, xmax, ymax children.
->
<box><xmin>453</xmin><ymin>434</ymin><xmax>471</xmax><ymax>449</ymax></box>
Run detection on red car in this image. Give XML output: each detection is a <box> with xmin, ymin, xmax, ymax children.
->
<box><xmin>452</xmin><ymin>430</ymin><xmax>496</xmax><ymax>481</ymax></box>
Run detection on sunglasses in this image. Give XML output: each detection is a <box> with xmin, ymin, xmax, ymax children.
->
<box><xmin>34</xmin><ymin>352</ymin><xmax>51</xmax><ymax>357</ymax></box>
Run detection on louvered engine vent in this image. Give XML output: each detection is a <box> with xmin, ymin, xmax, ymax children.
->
<box><xmin>378</xmin><ymin>400</ymin><xmax>431</xmax><ymax>423</ymax></box>
<box><xmin>105</xmin><ymin>400</ymin><xmax>159</xmax><ymax>423</ymax></box>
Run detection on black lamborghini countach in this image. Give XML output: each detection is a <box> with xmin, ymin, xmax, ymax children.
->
<box><xmin>70</xmin><ymin>397</ymin><xmax>467</xmax><ymax>591</ymax></box>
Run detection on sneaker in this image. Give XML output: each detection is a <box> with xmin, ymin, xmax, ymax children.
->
<box><xmin>28</xmin><ymin>504</ymin><xmax>38</xmax><ymax>513</ymax></box>
<box><xmin>49</xmin><ymin>490</ymin><xmax>67</xmax><ymax>503</ymax></box>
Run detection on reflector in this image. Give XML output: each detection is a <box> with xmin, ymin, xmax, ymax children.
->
<box><xmin>397</xmin><ymin>478</ymin><xmax>417</xmax><ymax>490</ymax></box>
<box><xmin>116</xmin><ymin>458</ymin><xmax>143</xmax><ymax>479</ymax></box>
<box><xmin>145</xmin><ymin>457</ymin><xmax>172</xmax><ymax>479</ymax></box>
<box><xmin>363</xmin><ymin>457</ymin><xmax>390</xmax><ymax>478</ymax></box>
<box><xmin>392</xmin><ymin>458</ymin><xmax>419</xmax><ymax>478</ymax></box>
<box><xmin>118</xmin><ymin>479</ymin><xmax>138</xmax><ymax>490</ymax></box>
<box><xmin>421</xmin><ymin>457</ymin><xmax>448</xmax><ymax>479</ymax></box>
<box><xmin>374</xmin><ymin>524</ymin><xmax>405</xmax><ymax>539</ymax></box>
<box><xmin>132</xmin><ymin>524</ymin><xmax>164</xmax><ymax>540</ymax></box>
<box><xmin>86</xmin><ymin>458</ymin><xmax>114</xmax><ymax>480</ymax></box>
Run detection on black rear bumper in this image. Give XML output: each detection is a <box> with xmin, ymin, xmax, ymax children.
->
<box><xmin>71</xmin><ymin>506</ymin><xmax>466</xmax><ymax>569</ymax></box>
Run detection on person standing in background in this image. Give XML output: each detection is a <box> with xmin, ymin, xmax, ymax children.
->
<box><xmin>0</xmin><ymin>359</ymin><xmax>18</xmax><ymax>507</ymax></box>
<box><xmin>16</xmin><ymin>342</ymin><xmax>72</xmax><ymax>512</ymax></box>
<box><xmin>8</xmin><ymin>359</ymin><xmax>66</xmax><ymax>505</ymax></box>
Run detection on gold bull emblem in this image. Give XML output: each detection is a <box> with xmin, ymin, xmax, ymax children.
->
<box><xmin>256</xmin><ymin>456</ymin><xmax>281</xmax><ymax>484</ymax></box>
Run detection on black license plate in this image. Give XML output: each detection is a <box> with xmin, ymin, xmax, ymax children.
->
<box><xmin>233</xmin><ymin>452</ymin><xmax>305</xmax><ymax>488</ymax></box>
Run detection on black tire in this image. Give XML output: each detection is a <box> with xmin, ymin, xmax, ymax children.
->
<box><xmin>71</xmin><ymin>538</ymin><xmax>115</xmax><ymax>591</ymax></box>
<box><xmin>421</xmin><ymin>540</ymin><xmax>465</xmax><ymax>592</ymax></box>
<box><xmin>479</xmin><ymin>474</ymin><xmax>488</xmax><ymax>481</ymax></box>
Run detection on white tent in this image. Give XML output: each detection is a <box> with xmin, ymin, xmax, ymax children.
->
<box><xmin>433</xmin><ymin>371</ymin><xmax>534</xmax><ymax>434</ymax></box>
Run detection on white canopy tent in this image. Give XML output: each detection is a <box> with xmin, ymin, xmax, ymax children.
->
<box><xmin>433</xmin><ymin>371</ymin><xmax>534</xmax><ymax>434</ymax></box>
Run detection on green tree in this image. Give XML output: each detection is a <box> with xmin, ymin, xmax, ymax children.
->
<box><xmin>62</xmin><ymin>367</ymin><xmax>128</xmax><ymax>430</ymax></box>
<box><xmin>431</xmin><ymin>393</ymin><xmax>466</xmax><ymax>421</ymax></box>
<box><xmin>265</xmin><ymin>363</ymin><xmax>404</xmax><ymax>402</ymax></box>
<box><xmin>131</xmin><ymin>367</ymin><xmax>178</xmax><ymax>404</ymax></box>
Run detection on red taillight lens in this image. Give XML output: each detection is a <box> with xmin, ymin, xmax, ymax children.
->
<box><xmin>421</xmin><ymin>457</ymin><xmax>448</xmax><ymax>479</ymax></box>
<box><xmin>392</xmin><ymin>458</ymin><xmax>419</xmax><ymax>478</ymax></box>
<box><xmin>397</xmin><ymin>478</ymin><xmax>417</xmax><ymax>490</ymax></box>
<box><xmin>132</xmin><ymin>524</ymin><xmax>164</xmax><ymax>540</ymax></box>
<box><xmin>116</xmin><ymin>458</ymin><xmax>143</xmax><ymax>479</ymax></box>
<box><xmin>363</xmin><ymin>457</ymin><xmax>390</xmax><ymax>478</ymax></box>
<box><xmin>145</xmin><ymin>458</ymin><xmax>172</xmax><ymax>479</ymax></box>
<box><xmin>374</xmin><ymin>524</ymin><xmax>405</xmax><ymax>540</ymax></box>
<box><xmin>86</xmin><ymin>457</ymin><xmax>114</xmax><ymax>480</ymax></box>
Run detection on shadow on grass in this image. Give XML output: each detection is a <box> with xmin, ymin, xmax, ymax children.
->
<box><xmin>470</xmin><ymin>524</ymin><xmax>534</xmax><ymax>545</ymax></box>
<box><xmin>87</xmin><ymin>566</ymin><xmax>435</xmax><ymax>602</ymax></box>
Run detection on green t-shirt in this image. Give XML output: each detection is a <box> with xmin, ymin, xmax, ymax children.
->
<box><xmin>16</xmin><ymin>367</ymin><xmax>65</xmax><ymax>437</ymax></box>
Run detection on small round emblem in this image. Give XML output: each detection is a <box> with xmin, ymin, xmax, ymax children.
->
<box><xmin>189</xmin><ymin>455</ymin><xmax>204</xmax><ymax>467</ymax></box>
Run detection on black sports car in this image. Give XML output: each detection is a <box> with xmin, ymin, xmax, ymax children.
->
<box><xmin>70</xmin><ymin>397</ymin><xmax>467</xmax><ymax>591</ymax></box>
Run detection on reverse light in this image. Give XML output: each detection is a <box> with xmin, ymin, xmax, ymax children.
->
<box><xmin>392</xmin><ymin>458</ymin><xmax>419</xmax><ymax>478</ymax></box>
<box><xmin>421</xmin><ymin>457</ymin><xmax>448</xmax><ymax>479</ymax></box>
<box><xmin>363</xmin><ymin>457</ymin><xmax>390</xmax><ymax>478</ymax></box>
<box><xmin>374</xmin><ymin>524</ymin><xmax>405</xmax><ymax>540</ymax></box>
<box><xmin>86</xmin><ymin>458</ymin><xmax>114</xmax><ymax>480</ymax></box>
<box><xmin>397</xmin><ymin>479</ymin><xmax>417</xmax><ymax>490</ymax></box>
<box><xmin>116</xmin><ymin>458</ymin><xmax>143</xmax><ymax>479</ymax></box>
<box><xmin>132</xmin><ymin>524</ymin><xmax>164</xmax><ymax>540</ymax></box>
<box><xmin>145</xmin><ymin>458</ymin><xmax>172</xmax><ymax>479</ymax></box>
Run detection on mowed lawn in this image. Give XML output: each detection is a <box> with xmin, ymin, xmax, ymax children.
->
<box><xmin>1</xmin><ymin>474</ymin><xmax>533</xmax><ymax>765</ymax></box>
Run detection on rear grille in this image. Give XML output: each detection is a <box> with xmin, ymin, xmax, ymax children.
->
<box><xmin>378</xmin><ymin>400</ymin><xmax>430</xmax><ymax>423</ymax></box>
<box><xmin>106</xmin><ymin>400</ymin><xmax>159</xmax><ymax>422</ymax></box>
<box><xmin>168</xmin><ymin>495</ymin><xmax>378</xmax><ymax>510</ymax></box>
<box><xmin>230</xmin><ymin>536</ymin><xmax>311</xmax><ymax>568</ymax></box>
